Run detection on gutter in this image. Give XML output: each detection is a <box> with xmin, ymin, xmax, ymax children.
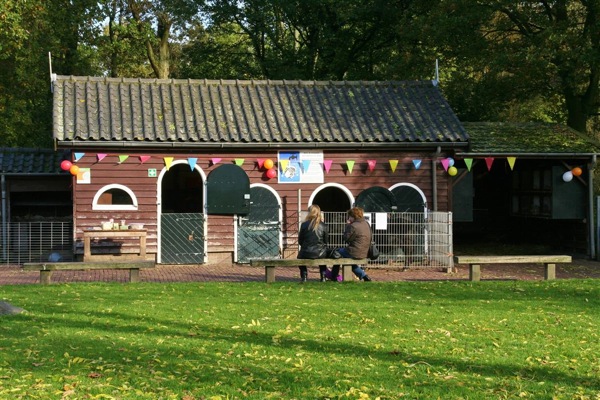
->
<box><xmin>456</xmin><ymin>152</ymin><xmax>599</xmax><ymax>158</ymax></box>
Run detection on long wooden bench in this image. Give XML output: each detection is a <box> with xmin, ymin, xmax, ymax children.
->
<box><xmin>453</xmin><ymin>255</ymin><xmax>572</xmax><ymax>281</ymax></box>
<box><xmin>249</xmin><ymin>258</ymin><xmax>368</xmax><ymax>283</ymax></box>
<box><xmin>22</xmin><ymin>261</ymin><xmax>156</xmax><ymax>284</ymax></box>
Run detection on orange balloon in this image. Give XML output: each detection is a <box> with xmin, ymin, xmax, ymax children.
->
<box><xmin>264</xmin><ymin>159</ymin><xmax>274</xmax><ymax>169</ymax></box>
<box><xmin>572</xmin><ymin>167</ymin><xmax>582</xmax><ymax>177</ymax></box>
<box><xmin>69</xmin><ymin>165</ymin><xmax>80</xmax><ymax>175</ymax></box>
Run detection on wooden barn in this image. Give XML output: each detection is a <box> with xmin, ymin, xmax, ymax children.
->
<box><xmin>51</xmin><ymin>76</ymin><xmax>469</xmax><ymax>265</ymax></box>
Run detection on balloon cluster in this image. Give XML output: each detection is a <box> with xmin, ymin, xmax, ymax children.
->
<box><xmin>447</xmin><ymin>158</ymin><xmax>458</xmax><ymax>176</ymax></box>
<box><xmin>263</xmin><ymin>159</ymin><xmax>277</xmax><ymax>179</ymax></box>
<box><xmin>60</xmin><ymin>160</ymin><xmax>79</xmax><ymax>176</ymax></box>
<box><xmin>563</xmin><ymin>166</ymin><xmax>583</xmax><ymax>182</ymax></box>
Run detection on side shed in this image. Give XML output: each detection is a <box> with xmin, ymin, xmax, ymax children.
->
<box><xmin>452</xmin><ymin>122</ymin><xmax>600</xmax><ymax>257</ymax></box>
<box><xmin>51</xmin><ymin>76</ymin><xmax>469</xmax><ymax>266</ymax></box>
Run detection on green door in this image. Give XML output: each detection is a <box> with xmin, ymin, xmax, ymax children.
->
<box><xmin>236</xmin><ymin>186</ymin><xmax>280</xmax><ymax>263</ymax></box>
<box><xmin>161</xmin><ymin>213</ymin><xmax>205</xmax><ymax>264</ymax></box>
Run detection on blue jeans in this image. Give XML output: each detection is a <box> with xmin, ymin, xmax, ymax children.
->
<box><xmin>334</xmin><ymin>248</ymin><xmax>367</xmax><ymax>279</ymax></box>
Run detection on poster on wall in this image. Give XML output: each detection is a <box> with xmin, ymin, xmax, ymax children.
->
<box><xmin>278</xmin><ymin>151</ymin><xmax>324</xmax><ymax>184</ymax></box>
<box><xmin>76</xmin><ymin>168</ymin><xmax>91</xmax><ymax>184</ymax></box>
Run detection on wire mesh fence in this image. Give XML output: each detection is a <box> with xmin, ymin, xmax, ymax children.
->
<box><xmin>0</xmin><ymin>222</ymin><xmax>73</xmax><ymax>265</ymax></box>
<box><xmin>322</xmin><ymin>211</ymin><xmax>453</xmax><ymax>269</ymax></box>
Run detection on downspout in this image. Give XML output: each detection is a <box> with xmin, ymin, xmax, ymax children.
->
<box><xmin>432</xmin><ymin>146</ymin><xmax>441</xmax><ymax>211</ymax></box>
<box><xmin>589</xmin><ymin>155</ymin><xmax>596</xmax><ymax>259</ymax></box>
<box><xmin>1</xmin><ymin>174</ymin><xmax>6</xmax><ymax>260</ymax></box>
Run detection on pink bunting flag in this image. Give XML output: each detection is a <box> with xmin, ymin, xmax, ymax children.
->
<box><xmin>256</xmin><ymin>158</ymin><xmax>265</xmax><ymax>169</ymax></box>
<box><xmin>389</xmin><ymin>160</ymin><xmax>398</xmax><ymax>173</ymax></box>
<box><xmin>139</xmin><ymin>155</ymin><xmax>151</xmax><ymax>164</ymax></box>
<box><xmin>188</xmin><ymin>157</ymin><xmax>197</xmax><ymax>171</ymax></box>
<box><xmin>323</xmin><ymin>159</ymin><xmax>333</xmax><ymax>173</ymax></box>
<box><xmin>440</xmin><ymin>158</ymin><xmax>450</xmax><ymax>171</ymax></box>
<box><xmin>413</xmin><ymin>159</ymin><xmax>422</xmax><ymax>169</ymax></box>
<box><xmin>211</xmin><ymin>157</ymin><xmax>221</xmax><ymax>166</ymax></box>
<box><xmin>367</xmin><ymin>160</ymin><xmax>376</xmax><ymax>172</ymax></box>
<box><xmin>485</xmin><ymin>157</ymin><xmax>494</xmax><ymax>171</ymax></box>
<box><xmin>97</xmin><ymin>153</ymin><xmax>107</xmax><ymax>162</ymax></box>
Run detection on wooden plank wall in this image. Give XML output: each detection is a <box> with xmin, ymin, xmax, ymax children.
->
<box><xmin>72</xmin><ymin>149</ymin><xmax>451</xmax><ymax>260</ymax></box>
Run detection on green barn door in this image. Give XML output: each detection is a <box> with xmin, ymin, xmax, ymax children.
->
<box><xmin>161</xmin><ymin>213</ymin><xmax>205</xmax><ymax>264</ymax></box>
<box><xmin>236</xmin><ymin>186</ymin><xmax>280</xmax><ymax>263</ymax></box>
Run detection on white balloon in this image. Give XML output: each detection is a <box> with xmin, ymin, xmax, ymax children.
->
<box><xmin>562</xmin><ymin>171</ymin><xmax>573</xmax><ymax>182</ymax></box>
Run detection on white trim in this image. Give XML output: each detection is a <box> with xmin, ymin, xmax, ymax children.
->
<box><xmin>307</xmin><ymin>183</ymin><xmax>355</xmax><ymax>208</ymax></box>
<box><xmin>92</xmin><ymin>184</ymin><xmax>138</xmax><ymax>211</ymax></box>
<box><xmin>156</xmin><ymin>161</ymin><xmax>208</xmax><ymax>264</ymax></box>
<box><xmin>388</xmin><ymin>182</ymin><xmax>427</xmax><ymax>212</ymax></box>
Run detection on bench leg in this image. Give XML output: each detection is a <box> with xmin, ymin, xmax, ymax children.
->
<box><xmin>341</xmin><ymin>264</ymin><xmax>353</xmax><ymax>282</ymax></box>
<box><xmin>129</xmin><ymin>268</ymin><xmax>140</xmax><ymax>283</ymax></box>
<box><xmin>265</xmin><ymin>266</ymin><xmax>275</xmax><ymax>283</ymax></box>
<box><xmin>469</xmin><ymin>264</ymin><xmax>481</xmax><ymax>281</ymax></box>
<box><xmin>544</xmin><ymin>263</ymin><xmax>556</xmax><ymax>280</ymax></box>
<box><xmin>40</xmin><ymin>270</ymin><xmax>52</xmax><ymax>285</ymax></box>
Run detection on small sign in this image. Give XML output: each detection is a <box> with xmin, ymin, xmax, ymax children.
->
<box><xmin>148</xmin><ymin>168</ymin><xmax>157</xmax><ymax>177</ymax></box>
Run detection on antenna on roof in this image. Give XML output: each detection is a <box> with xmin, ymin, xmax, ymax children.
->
<box><xmin>48</xmin><ymin>52</ymin><xmax>57</xmax><ymax>93</ymax></box>
<box><xmin>432</xmin><ymin>59</ymin><xmax>439</xmax><ymax>86</ymax></box>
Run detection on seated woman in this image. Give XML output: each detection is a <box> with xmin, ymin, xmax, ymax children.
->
<box><xmin>331</xmin><ymin>206</ymin><xmax>372</xmax><ymax>282</ymax></box>
<box><xmin>297</xmin><ymin>204</ymin><xmax>329</xmax><ymax>282</ymax></box>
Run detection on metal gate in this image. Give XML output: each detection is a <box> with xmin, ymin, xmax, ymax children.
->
<box><xmin>160</xmin><ymin>213</ymin><xmax>205</xmax><ymax>264</ymax></box>
<box><xmin>0</xmin><ymin>221</ymin><xmax>73</xmax><ymax>264</ymax></box>
<box><xmin>236</xmin><ymin>186</ymin><xmax>280</xmax><ymax>263</ymax></box>
<box><xmin>322</xmin><ymin>211</ymin><xmax>453</xmax><ymax>268</ymax></box>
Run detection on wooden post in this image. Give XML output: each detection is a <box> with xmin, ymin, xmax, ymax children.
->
<box><xmin>40</xmin><ymin>270</ymin><xmax>52</xmax><ymax>285</ymax></box>
<box><xmin>342</xmin><ymin>265</ymin><xmax>353</xmax><ymax>281</ymax></box>
<box><xmin>544</xmin><ymin>263</ymin><xmax>556</xmax><ymax>280</ymax></box>
<box><xmin>129</xmin><ymin>268</ymin><xmax>140</xmax><ymax>282</ymax></box>
<box><xmin>469</xmin><ymin>264</ymin><xmax>481</xmax><ymax>281</ymax></box>
<box><xmin>265</xmin><ymin>266</ymin><xmax>276</xmax><ymax>283</ymax></box>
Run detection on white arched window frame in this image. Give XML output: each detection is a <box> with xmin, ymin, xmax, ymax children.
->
<box><xmin>92</xmin><ymin>184</ymin><xmax>139</xmax><ymax>211</ymax></box>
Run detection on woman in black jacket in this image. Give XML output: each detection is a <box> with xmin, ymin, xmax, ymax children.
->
<box><xmin>297</xmin><ymin>204</ymin><xmax>329</xmax><ymax>282</ymax></box>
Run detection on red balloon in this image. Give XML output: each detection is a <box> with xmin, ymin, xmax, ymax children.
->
<box><xmin>265</xmin><ymin>168</ymin><xmax>277</xmax><ymax>179</ymax></box>
<box><xmin>572</xmin><ymin>167</ymin><xmax>582</xmax><ymax>177</ymax></box>
<box><xmin>60</xmin><ymin>160</ymin><xmax>72</xmax><ymax>171</ymax></box>
<box><xmin>69</xmin><ymin>165</ymin><xmax>80</xmax><ymax>176</ymax></box>
<box><xmin>264</xmin><ymin>159</ymin><xmax>274</xmax><ymax>170</ymax></box>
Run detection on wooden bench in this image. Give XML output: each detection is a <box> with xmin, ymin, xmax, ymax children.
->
<box><xmin>453</xmin><ymin>255</ymin><xmax>572</xmax><ymax>281</ymax></box>
<box><xmin>22</xmin><ymin>261</ymin><xmax>156</xmax><ymax>284</ymax></box>
<box><xmin>249</xmin><ymin>258</ymin><xmax>368</xmax><ymax>283</ymax></box>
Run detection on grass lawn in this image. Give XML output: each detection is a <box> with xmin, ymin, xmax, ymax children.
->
<box><xmin>0</xmin><ymin>280</ymin><xmax>599</xmax><ymax>399</ymax></box>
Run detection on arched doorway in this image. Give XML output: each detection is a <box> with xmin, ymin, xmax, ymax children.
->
<box><xmin>158</xmin><ymin>162</ymin><xmax>206</xmax><ymax>264</ymax></box>
<box><xmin>236</xmin><ymin>184</ymin><xmax>282</xmax><ymax>263</ymax></box>
<box><xmin>389</xmin><ymin>183</ymin><xmax>427</xmax><ymax>212</ymax></box>
<box><xmin>309</xmin><ymin>184</ymin><xmax>354</xmax><ymax>250</ymax></box>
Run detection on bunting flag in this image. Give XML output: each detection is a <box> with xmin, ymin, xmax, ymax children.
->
<box><xmin>256</xmin><ymin>158</ymin><xmax>264</xmax><ymax>169</ymax></box>
<box><xmin>279</xmin><ymin>159</ymin><xmax>289</xmax><ymax>173</ymax></box>
<box><xmin>507</xmin><ymin>157</ymin><xmax>516</xmax><ymax>170</ymax></box>
<box><xmin>367</xmin><ymin>160</ymin><xmax>376</xmax><ymax>172</ymax></box>
<box><xmin>188</xmin><ymin>157</ymin><xmax>197</xmax><ymax>171</ymax></box>
<box><xmin>164</xmin><ymin>157</ymin><xmax>174</xmax><ymax>171</ymax></box>
<box><xmin>139</xmin><ymin>155</ymin><xmax>151</xmax><ymax>164</ymax></box>
<box><xmin>346</xmin><ymin>160</ymin><xmax>355</xmax><ymax>174</ymax></box>
<box><xmin>211</xmin><ymin>157</ymin><xmax>221</xmax><ymax>166</ymax></box>
<box><xmin>74</xmin><ymin>152</ymin><xmax>84</xmax><ymax>162</ymax></box>
<box><xmin>234</xmin><ymin>158</ymin><xmax>244</xmax><ymax>166</ymax></box>
<box><xmin>485</xmin><ymin>157</ymin><xmax>494</xmax><ymax>171</ymax></box>
<box><xmin>413</xmin><ymin>159</ymin><xmax>422</xmax><ymax>169</ymax></box>
<box><xmin>302</xmin><ymin>160</ymin><xmax>311</xmax><ymax>173</ymax></box>
<box><xmin>440</xmin><ymin>158</ymin><xmax>450</xmax><ymax>171</ymax></box>
<box><xmin>118</xmin><ymin>155</ymin><xmax>129</xmax><ymax>164</ymax></box>
<box><xmin>464</xmin><ymin>158</ymin><xmax>473</xmax><ymax>171</ymax></box>
<box><xmin>97</xmin><ymin>153</ymin><xmax>107</xmax><ymax>162</ymax></box>
<box><xmin>389</xmin><ymin>160</ymin><xmax>398</xmax><ymax>173</ymax></box>
<box><xmin>323</xmin><ymin>159</ymin><xmax>333</xmax><ymax>173</ymax></box>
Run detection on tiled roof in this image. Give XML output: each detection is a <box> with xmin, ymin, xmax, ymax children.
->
<box><xmin>52</xmin><ymin>76</ymin><xmax>468</xmax><ymax>148</ymax></box>
<box><xmin>0</xmin><ymin>148</ymin><xmax>68</xmax><ymax>175</ymax></box>
<box><xmin>462</xmin><ymin>122</ymin><xmax>600</xmax><ymax>154</ymax></box>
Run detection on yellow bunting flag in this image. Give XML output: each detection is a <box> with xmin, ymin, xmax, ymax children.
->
<box><xmin>464</xmin><ymin>158</ymin><xmax>473</xmax><ymax>171</ymax></box>
<box><xmin>507</xmin><ymin>157</ymin><xmax>516</xmax><ymax>170</ymax></box>
<box><xmin>164</xmin><ymin>157</ymin><xmax>174</xmax><ymax>171</ymax></box>
<box><xmin>234</xmin><ymin>158</ymin><xmax>244</xmax><ymax>166</ymax></box>
<box><xmin>389</xmin><ymin>160</ymin><xmax>398</xmax><ymax>173</ymax></box>
<box><xmin>346</xmin><ymin>160</ymin><xmax>355</xmax><ymax>174</ymax></box>
<box><xmin>279</xmin><ymin>159</ymin><xmax>289</xmax><ymax>173</ymax></box>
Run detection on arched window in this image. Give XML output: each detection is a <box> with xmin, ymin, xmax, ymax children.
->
<box><xmin>92</xmin><ymin>184</ymin><xmax>138</xmax><ymax>211</ymax></box>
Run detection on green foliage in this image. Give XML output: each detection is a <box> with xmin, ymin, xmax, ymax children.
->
<box><xmin>1</xmin><ymin>280</ymin><xmax>599</xmax><ymax>399</ymax></box>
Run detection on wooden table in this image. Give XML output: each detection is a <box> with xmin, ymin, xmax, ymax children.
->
<box><xmin>83</xmin><ymin>229</ymin><xmax>147</xmax><ymax>262</ymax></box>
